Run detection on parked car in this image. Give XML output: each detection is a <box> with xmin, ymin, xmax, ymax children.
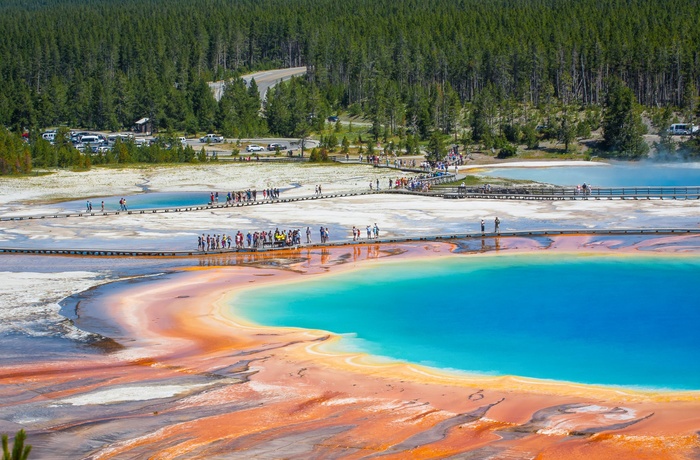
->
<box><xmin>71</xmin><ymin>131</ymin><xmax>90</xmax><ymax>142</ymax></box>
<box><xmin>178</xmin><ymin>137</ymin><xmax>187</xmax><ymax>146</ymax></box>
<box><xmin>80</xmin><ymin>135</ymin><xmax>100</xmax><ymax>145</ymax></box>
<box><xmin>107</xmin><ymin>134</ymin><xmax>133</xmax><ymax>144</ymax></box>
<box><xmin>267</xmin><ymin>143</ymin><xmax>287</xmax><ymax>151</ymax></box>
<box><xmin>328</xmin><ymin>116</ymin><xmax>339</xmax><ymax>122</ymax></box>
<box><xmin>246</xmin><ymin>144</ymin><xmax>264</xmax><ymax>152</ymax></box>
<box><xmin>669</xmin><ymin>123</ymin><xmax>699</xmax><ymax>135</ymax></box>
<box><xmin>200</xmin><ymin>133</ymin><xmax>224</xmax><ymax>143</ymax></box>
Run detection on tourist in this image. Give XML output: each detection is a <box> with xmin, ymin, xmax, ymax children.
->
<box><xmin>366</xmin><ymin>225</ymin><xmax>372</xmax><ymax>239</ymax></box>
<box><xmin>494</xmin><ymin>217</ymin><xmax>500</xmax><ymax>235</ymax></box>
<box><xmin>306</xmin><ymin>226</ymin><xmax>311</xmax><ymax>244</ymax></box>
<box><xmin>101</xmin><ymin>201</ymin><xmax>104</xmax><ymax>212</ymax></box>
<box><xmin>319</xmin><ymin>226</ymin><xmax>325</xmax><ymax>243</ymax></box>
<box><xmin>374</xmin><ymin>223</ymin><xmax>379</xmax><ymax>238</ymax></box>
<box><xmin>480</xmin><ymin>219</ymin><xmax>485</xmax><ymax>235</ymax></box>
<box><xmin>352</xmin><ymin>226</ymin><xmax>357</xmax><ymax>241</ymax></box>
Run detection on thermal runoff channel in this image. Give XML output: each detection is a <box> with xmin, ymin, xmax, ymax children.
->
<box><xmin>232</xmin><ymin>254</ymin><xmax>700</xmax><ymax>390</ymax></box>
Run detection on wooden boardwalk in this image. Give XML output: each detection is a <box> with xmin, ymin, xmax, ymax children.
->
<box><xmin>4</xmin><ymin>184</ymin><xmax>699</xmax><ymax>223</ymax></box>
<box><xmin>1</xmin><ymin>228</ymin><xmax>697</xmax><ymax>258</ymax></box>
<box><xmin>0</xmin><ymin>191</ymin><xmax>382</xmax><ymax>222</ymax></box>
<box><xmin>437</xmin><ymin>185</ymin><xmax>700</xmax><ymax>200</ymax></box>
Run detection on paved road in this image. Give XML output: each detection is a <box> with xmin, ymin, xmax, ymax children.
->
<box><xmin>208</xmin><ymin>66</ymin><xmax>307</xmax><ymax>102</ymax></box>
<box><xmin>186</xmin><ymin>137</ymin><xmax>319</xmax><ymax>152</ymax></box>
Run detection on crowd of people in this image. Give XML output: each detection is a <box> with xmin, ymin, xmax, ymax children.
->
<box><xmin>480</xmin><ymin>217</ymin><xmax>502</xmax><ymax>235</ymax></box>
<box><xmin>209</xmin><ymin>188</ymin><xmax>281</xmax><ymax>205</ymax></box>
<box><xmin>366</xmin><ymin>174</ymin><xmax>444</xmax><ymax>193</ymax></box>
<box><xmin>575</xmin><ymin>183</ymin><xmax>591</xmax><ymax>195</ymax></box>
<box><xmin>350</xmin><ymin>224</ymin><xmax>379</xmax><ymax>240</ymax></box>
<box><xmin>197</xmin><ymin>227</ymin><xmax>305</xmax><ymax>251</ymax></box>
<box><xmin>197</xmin><ymin>223</ymin><xmax>384</xmax><ymax>251</ymax></box>
<box><xmin>85</xmin><ymin>200</ymin><xmax>108</xmax><ymax>212</ymax></box>
<box><xmin>391</xmin><ymin>158</ymin><xmax>418</xmax><ymax>168</ymax></box>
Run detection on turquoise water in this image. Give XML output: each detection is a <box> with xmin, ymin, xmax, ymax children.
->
<box><xmin>232</xmin><ymin>255</ymin><xmax>700</xmax><ymax>390</ymax></box>
<box><xmin>481</xmin><ymin>162</ymin><xmax>700</xmax><ymax>186</ymax></box>
<box><xmin>54</xmin><ymin>192</ymin><xmax>211</xmax><ymax>212</ymax></box>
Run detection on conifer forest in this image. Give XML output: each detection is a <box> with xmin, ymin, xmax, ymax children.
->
<box><xmin>1</xmin><ymin>0</ymin><xmax>700</xmax><ymax>172</ymax></box>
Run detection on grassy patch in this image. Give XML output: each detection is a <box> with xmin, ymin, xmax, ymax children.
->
<box><xmin>436</xmin><ymin>175</ymin><xmax>540</xmax><ymax>187</ymax></box>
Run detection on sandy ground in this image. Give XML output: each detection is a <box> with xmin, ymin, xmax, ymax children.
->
<box><xmin>1</xmin><ymin>163</ymin><xmax>699</xmax><ymax>251</ymax></box>
<box><xmin>0</xmin><ymin>160</ymin><xmax>607</xmax><ymax>206</ymax></box>
<box><xmin>1</xmin><ymin>186</ymin><xmax>700</xmax><ymax>250</ymax></box>
<box><xmin>0</xmin><ymin>163</ymin><xmax>406</xmax><ymax>205</ymax></box>
<box><xmin>1</xmin><ymin>163</ymin><xmax>699</xmax><ymax>458</ymax></box>
<box><xmin>1</xmin><ymin>240</ymin><xmax>698</xmax><ymax>459</ymax></box>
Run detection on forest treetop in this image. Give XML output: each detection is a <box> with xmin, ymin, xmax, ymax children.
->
<box><xmin>1</xmin><ymin>0</ymin><xmax>699</xmax><ymax>174</ymax></box>
<box><xmin>1</xmin><ymin>0</ymin><xmax>698</xmax><ymax>134</ymax></box>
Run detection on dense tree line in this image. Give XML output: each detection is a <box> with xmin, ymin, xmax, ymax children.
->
<box><xmin>2</xmin><ymin>0</ymin><xmax>700</xmax><ymax>172</ymax></box>
<box><xmin>2</xmin><ymin>0</ymin><xmax>699</xmax><ymax>131</ymax></box>
<box><xmin>0</xmin><ymin>129</ymin><xmax>31</xmax><ymax>174</ymax></box>
<box><xmin>0</xmin><ymin>127</ymin><xmax>211</xmax><ymax>174</ymax></box>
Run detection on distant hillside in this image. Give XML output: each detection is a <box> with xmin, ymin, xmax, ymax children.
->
<box><xmin>1</xmin><ymin>0</ymin><xmax>699</xmax><ymax>133</ymax></box>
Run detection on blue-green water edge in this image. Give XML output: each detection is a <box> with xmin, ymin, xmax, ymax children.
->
<box><xmin>231</xmin><ymin>255</ymin><xmax>700</xmax><ymax>390</ymax></box>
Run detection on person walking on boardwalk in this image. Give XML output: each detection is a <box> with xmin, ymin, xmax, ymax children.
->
<box><xmin>306</xmin><ymin>226</ymin><xmax>311</xmax><ymax>244</ymax></box>
<box><xmin>480</xmin><ymin>219</ymin><xmax>485</xmax><ymax>235</ymax></box>
<box><xmin>352</xmin><ymin>226</ymin><xmax>357</xmax><ymax>241</ymax></box>
<box><xmin>494</xmin><ymin>217</ymin><xmax>500</xmax><ymax>235</ymax></box>
<box><xmin>366</xmin><ymin>225</ymin><xmax>372</xmax><ymax>239</ymax></box>
<box><xmin>374</xmin><ymin>223</ymin><xmax>379</xmax><ymax>238</ymax></box>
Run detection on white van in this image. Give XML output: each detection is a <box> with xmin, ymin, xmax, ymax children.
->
<box><xmin>42</xmin><ymin>132</ymin><xmax>56</xmax><ymax>142</ymax></box>
<box><xmin>80</xmin><ymin>135</ymin><xmax>100</xmax><ymax>145</ymax></box>
<box><xmin>107</xmin><ymin>134</ymin><xmax>133</xmax><ymax>144</ymax></box>
<box><xmin>669</xmin><ymin>123</ymin><xmax>699</xmax><ymax>135</ymax></box>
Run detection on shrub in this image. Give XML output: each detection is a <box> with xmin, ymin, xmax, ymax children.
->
<box><xmin>497</xmin><ymin>143</ymin><xmax>518</xmax><ymax>159</ymax></box>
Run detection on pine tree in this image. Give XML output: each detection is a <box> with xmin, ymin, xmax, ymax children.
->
<box><xmin>426</xmin><ymin>130</ymin><xmax>446</xmax><ymax>164</ymax></box>
<box><xmin>2</xmin><ymin>429</ymin><xmax>32</xmax><ymax>460</ymax></box>
<box><xmin>602</xmin><ymin>78</ymin><xmax>649</xmax><ymax>159</ymax></box>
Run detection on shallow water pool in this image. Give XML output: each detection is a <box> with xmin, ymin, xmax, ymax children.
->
<box><xmin>232</xmin><ymin>254</ymin><xmax>700</xmax><ymax>390</ymax></box>
<box><xmin>480</xmin><ymin>162</ymin><xmax>700</xmax><ymax>187</ymax></box>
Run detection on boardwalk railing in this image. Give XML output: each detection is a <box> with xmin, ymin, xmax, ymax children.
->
<box><xmin>0</xmin><ymin>190</ymin><xmax>383</xmax><ymax>222</ymax></box>
<box><xmin>436</xmin><ymin>185</ymin><xmax>700</xmax><ymax>199</ymax></box>
<box><xmin>1</xmin><ymin>228</ymin><xmax>698</xmax><ymax>258</ymax></box>
<box><xmin>3</xmin><ymin>185</ymin><xmax>700</xmax><ymax>222</ymax></box>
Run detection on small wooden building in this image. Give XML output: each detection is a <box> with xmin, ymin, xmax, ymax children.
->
<box><xmin>133</xmin><ymin>117</ymin><xmax>153</xmax><ymax>134</ymax></box>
